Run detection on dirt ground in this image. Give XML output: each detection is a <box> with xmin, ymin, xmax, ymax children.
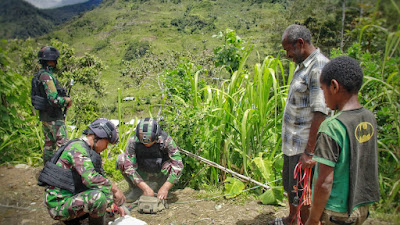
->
<box><xmin>0</xmin><ymin>165</ymin><xmax>395</xmax><ymax>225</ymax></box>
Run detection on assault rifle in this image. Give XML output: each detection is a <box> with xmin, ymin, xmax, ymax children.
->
<box><xmin>179</xmin><ymin>148</ymin><xmax>271</xmax><ymax>189</ymax></box>
<box><xmin>63</xmin><ymin>79</ymin><xmax>74</xmax><ymax>119</ymax></box>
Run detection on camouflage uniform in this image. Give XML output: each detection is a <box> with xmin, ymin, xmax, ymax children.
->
<box><xmin>44</xmin><ymin>137</ymin><xmax>112</xmax><ymax>221</ymax></box>
<box><xmin>117</xmin><ymin>133</ymin><xmax>184</xmax><ymax>190</ymax></box>
<box><xmin>37</xmin><ymin>68</ymin><xmax>69</xmax><ymax>163</ymax></box>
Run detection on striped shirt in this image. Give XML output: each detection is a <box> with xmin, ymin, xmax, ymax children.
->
<box><xmin>281</xmin><ymin>49</ymin><xmax>330</xmax><ymax>156</ymax></box>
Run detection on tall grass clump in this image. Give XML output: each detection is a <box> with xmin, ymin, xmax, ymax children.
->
<box><xmin>0</xmin><ymin>40</ymin><xmax>43</xmax><ymax>166</ymax></box>
<box><xmin>159</xmin><ymin>43</ymin><xmax>293</xmax><ymax>200</ymax></box>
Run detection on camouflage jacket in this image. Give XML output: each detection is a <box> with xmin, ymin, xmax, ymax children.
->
<box><xmin>121</xmin><ymin>133</ymin><xmax>184</xmax><ymax>184</ymax></box>
<box><xmin>37</xmin><ymin>68</ymin><xmax>69</xmax><ymax>121</ymax></box>
<box><xmin>45</xmin><ymin>137</ymin><xmax>113</xmax><ymax>207</ymax></box>
<box><xmin>39</xmin><ymin>68</ymin><xmax>69</xmax><ymax>108</ymax></box>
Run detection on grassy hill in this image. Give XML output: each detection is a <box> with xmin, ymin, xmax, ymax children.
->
<box><xmin>33</xmin><ymin>0</ymin><xmax>293</xmax><ymax>119</ymax></box>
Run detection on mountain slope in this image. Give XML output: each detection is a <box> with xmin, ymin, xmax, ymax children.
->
<box><xmin>0</xmin><ymin>0</ymin><xmax>54</xmax><ymax>39</ymax></box>
<box><xmin>37</xmin><ymin>0</ymin><xmax>289</xmax><ymax>107</ymax></box>
<box><xmin>43</xmin><ymin>0</ymin><xmax>103</xmax><ymax>25</ymax></box>
<box><xmin>0</xmin><ymin>0</ymin><xmax>103</xmax><ymax>39</ymax></box>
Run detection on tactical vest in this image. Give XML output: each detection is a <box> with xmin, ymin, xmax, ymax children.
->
<box><xmin>31</xmin><ymin>68</ymin><xmax>67</xmax><ymax>121</ymax></box>
<box><xmin>131</xmin><ymin>132</ymin><xmax>169</xmax><ymax>173</ymax></box>
<box><xmin>38</xmin><ymin>139</ymin><xmax>104</xmax><ymax>194</ymax></box>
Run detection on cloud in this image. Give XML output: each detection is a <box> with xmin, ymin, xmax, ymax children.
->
<box><xmin>23</xmin><ymin>0</ymin><xmax>90</xmax><ymax>9</ymax></box>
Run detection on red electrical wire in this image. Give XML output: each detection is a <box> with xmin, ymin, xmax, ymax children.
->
<box><xmin>291</xmin><ymin>162</ymin><xmax>312</xmax><ymax>225</ymax></box>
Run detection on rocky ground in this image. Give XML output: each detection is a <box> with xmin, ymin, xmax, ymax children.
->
<box><xmin>0</xmin><ymin>165</ymin><xmax>395</xmax><ymax>225</ymax></box>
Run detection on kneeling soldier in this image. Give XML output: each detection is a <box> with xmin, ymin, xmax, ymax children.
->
<box><xmin>39</xmin><ymin>118</ymin><xmax>126</xmax><ymax>225</ymax></box>
<box><xmin>117</xmin><ymin>118</ymin><xmax>184</xmax><ymax>203</ymax></box>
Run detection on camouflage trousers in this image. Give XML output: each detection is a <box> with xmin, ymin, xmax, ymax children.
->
<box><xmin>123</xmin><ymin>171</ymin><xmax>167</xmax><ymax>202</ymax></box>
<box><xmin>42</xmin><ymin>120</ymin><xmax>68</xmax><ymax>163</ymax></box>
<box><xmin>320</xmin><ymin>205</ymin><xmax>369</xmax><ymax>225</ymax></box>
<box><xmin>116</xmin><ymin>154</ymin><xmax>168</xmax><ymax>202</ymax></box>
<box><xmin>45</xmin><ymin>189</ymin><xmax>108</xmax><ymax>221</ymax></box>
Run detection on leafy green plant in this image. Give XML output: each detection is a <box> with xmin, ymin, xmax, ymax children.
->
<box><xmin>224</xmin><ymin>177</ymin><xmax>245</xmax><ymax>198</ymax></box>
<box><xmin>123</xmin><ymin>40</ymin><xmax>150</xmax><ymax>61</ymax></box>
<box><xmin>213</xmin><ymin>29</ymin><xmax>246</xmax><ymax>75</ymax></box>
<box><xmin>259</xmin><ymin>186</ymin><xmax>284</xmax><ymax>205</ymax></box>
<box><xmin>0</xmin><ymin>40</ymin><xmax>42</xmax><ymax>165</ymax></box>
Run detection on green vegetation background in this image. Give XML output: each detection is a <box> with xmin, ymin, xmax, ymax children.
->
<box><xmin>1</xmin><ymin>0</ymin><xmax>399</xmax><ymax>221</ymax></box>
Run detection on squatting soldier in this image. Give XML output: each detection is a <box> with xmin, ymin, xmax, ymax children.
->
<box><xmin>39</xmin><ymin>118</ymin><xmax>126</xmax><ymax>225</ymax></box>
<box><xmin>31</xmin><ymin>46</ymin><xmax>72</xmax><ymax>163</ymax></box>
<box><xmin>117</xmin><ymin>118</ymin><xmax>184</xmax><ymax>202</ymax></box>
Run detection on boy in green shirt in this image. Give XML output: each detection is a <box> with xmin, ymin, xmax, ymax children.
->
<box><xmin>306</xmin><ymin>56</ymin><xmax>380</xmax><ymax>225</ymax></box>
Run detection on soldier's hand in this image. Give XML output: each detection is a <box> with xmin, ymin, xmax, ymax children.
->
<box><xmin>138</xmin><ymin>181</ymin><xmax>155</xmax><ymax>196</ymax></box>
<box><xmin>65</xmin><ymin>97</ymin><xmax>72</xmax><ymax>108</ymax></box>
<box><xmin>157</xmin><ymin>181</ymin><xmax>173</xmax><ymax>200</ymax></box>
<box><xmin>143</xmin><ymin>186</ymin><xmax>155</xmax><ymax>197</ymax></box>
<box><xmin>112</xmin><ymin>186</ymin><xmax>126</xmax><ymax>206</ymax></box>
<box><xmin>157</xmin><ymin>188</ymin><xmax>168</xmax><ymax>200</ymax></box>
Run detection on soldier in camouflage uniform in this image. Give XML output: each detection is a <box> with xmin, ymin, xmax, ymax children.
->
<box><xmin>117</xmin><ymin>118</ymin><xmax>184</xmax><ymax>202</ymax></box>
<box><xmin>31</xmin><ymin>46</ymin><xmax>72</xmax><ymax>164</ymax></box>
<box><xmin>41</xmin><ymin>118</ymin><xmax>126</xmax><ymax>225</ymax></box>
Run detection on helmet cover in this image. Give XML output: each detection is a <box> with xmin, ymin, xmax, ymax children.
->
<box><xmin>136</xmin><ymin>118</ymin><xmax>160</xmax><ymax>144</ymax></box>
<box><xmin>38</xmin><ymin>46</ymin><xmax>60</xmax><ymax>61</ymax></box>
<box><xmin>88</xmin><ymin>118</ymin><xmax>119</xmax><ymax>144</ymax></box>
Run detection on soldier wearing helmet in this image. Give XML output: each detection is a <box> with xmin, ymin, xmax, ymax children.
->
<box><xmin>31</xmin><ymin>46</ymin><xmax>72</xmax><ymax>164</ymax></box>
<box><xmin>39</xmin><ymin>118</ymin><xmax>126</xmax><ymax>225</ymax></box>
<box><xmin>117</xmin><ymin>118</ymin><xmax>184</xmax><ymax>202</ymax></box>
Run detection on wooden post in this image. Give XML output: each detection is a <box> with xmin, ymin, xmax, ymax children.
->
<box><xmin>179</xmin><ymin>148</ymin><xmax>270</xmax><ymax>189</ymax></box>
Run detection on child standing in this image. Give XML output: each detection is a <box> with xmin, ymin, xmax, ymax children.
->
<box><xmin>305</xmin><ymin>56</ymin><xmax>380</xmax><ymax>225</ymax></box>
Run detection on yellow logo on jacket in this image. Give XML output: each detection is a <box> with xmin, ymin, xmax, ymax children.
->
<box><xmin>355</xmin><ymin>122</ymin><xmax>374</xmax><ymax>143</ymax></box>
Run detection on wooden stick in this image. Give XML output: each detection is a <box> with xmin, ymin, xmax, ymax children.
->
<box><xmin>179</xmin><ymin>148</ymin><xmax>270</xmax><ymax>189</ymax></box>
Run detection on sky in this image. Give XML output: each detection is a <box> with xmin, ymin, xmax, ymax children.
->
<box><xmin>22</xmin><ymin>0</ymin><xmax>89</xmax><ymax>9</ymax></box>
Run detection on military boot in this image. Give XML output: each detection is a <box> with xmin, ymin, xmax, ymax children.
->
<box><xmin>63</xmin><ymin>214</ymin><xmax>89</xmax><ymax>225</ymax></box>
<box><xmin>63</xmin><ymin>218</ymin><xmax>81</xmax><ymax>225</ymax></box>
<box><xmin>89</xmin><ymin>215</ymin><xmax>105</xmax><ymax>225</ymax></box>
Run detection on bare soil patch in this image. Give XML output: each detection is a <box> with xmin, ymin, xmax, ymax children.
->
<box><xmin>0</xmin><ymin>166</ymin><xmax>393</xmax><ymax>225</ymax></box>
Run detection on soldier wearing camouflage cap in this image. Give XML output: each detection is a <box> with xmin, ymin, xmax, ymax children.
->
<box><xmin>117</xmin><ymin>118</ymin><xmax>184</xmax><ymax>202</ymax></box>
<box><xmin>31</xmin><ymin>46</ymin><xmax>72</xmax><ymax>164</ymax></box>
<box><xmin>39</xmin><ymin>118</ymin><xmax>126</xmax><ymax>225</ymax></box>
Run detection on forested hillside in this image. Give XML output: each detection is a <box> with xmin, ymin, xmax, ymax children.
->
<box><xmin>0</xmin><ymin>0</ymin><xmax>102</xmax><ymax>39</ymax></box>
<box><xmin>1</xmin><ymin>0</ymin><xmax>399</xmax><ymax>221</ymax></box>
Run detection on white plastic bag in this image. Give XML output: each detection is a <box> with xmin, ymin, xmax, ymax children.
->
<box><xmin>108</xmin><ymin>215</ymin><xmax>148</xmax><ymax>225</ymax></box>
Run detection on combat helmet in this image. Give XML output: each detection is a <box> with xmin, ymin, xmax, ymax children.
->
<box><xmin>136</xmin><ymin>118</ymin><xmax>161</xmax><ymax>144</ymax></box>
<box><xmin>86</xmin><ymin>118</ymin><xmax>119</xmax><ymax>144</ymax></box>
<box><xmin>38</xmin><ymin>46</ymin><xmax>60</xmax><ymax>63</ymax></box>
